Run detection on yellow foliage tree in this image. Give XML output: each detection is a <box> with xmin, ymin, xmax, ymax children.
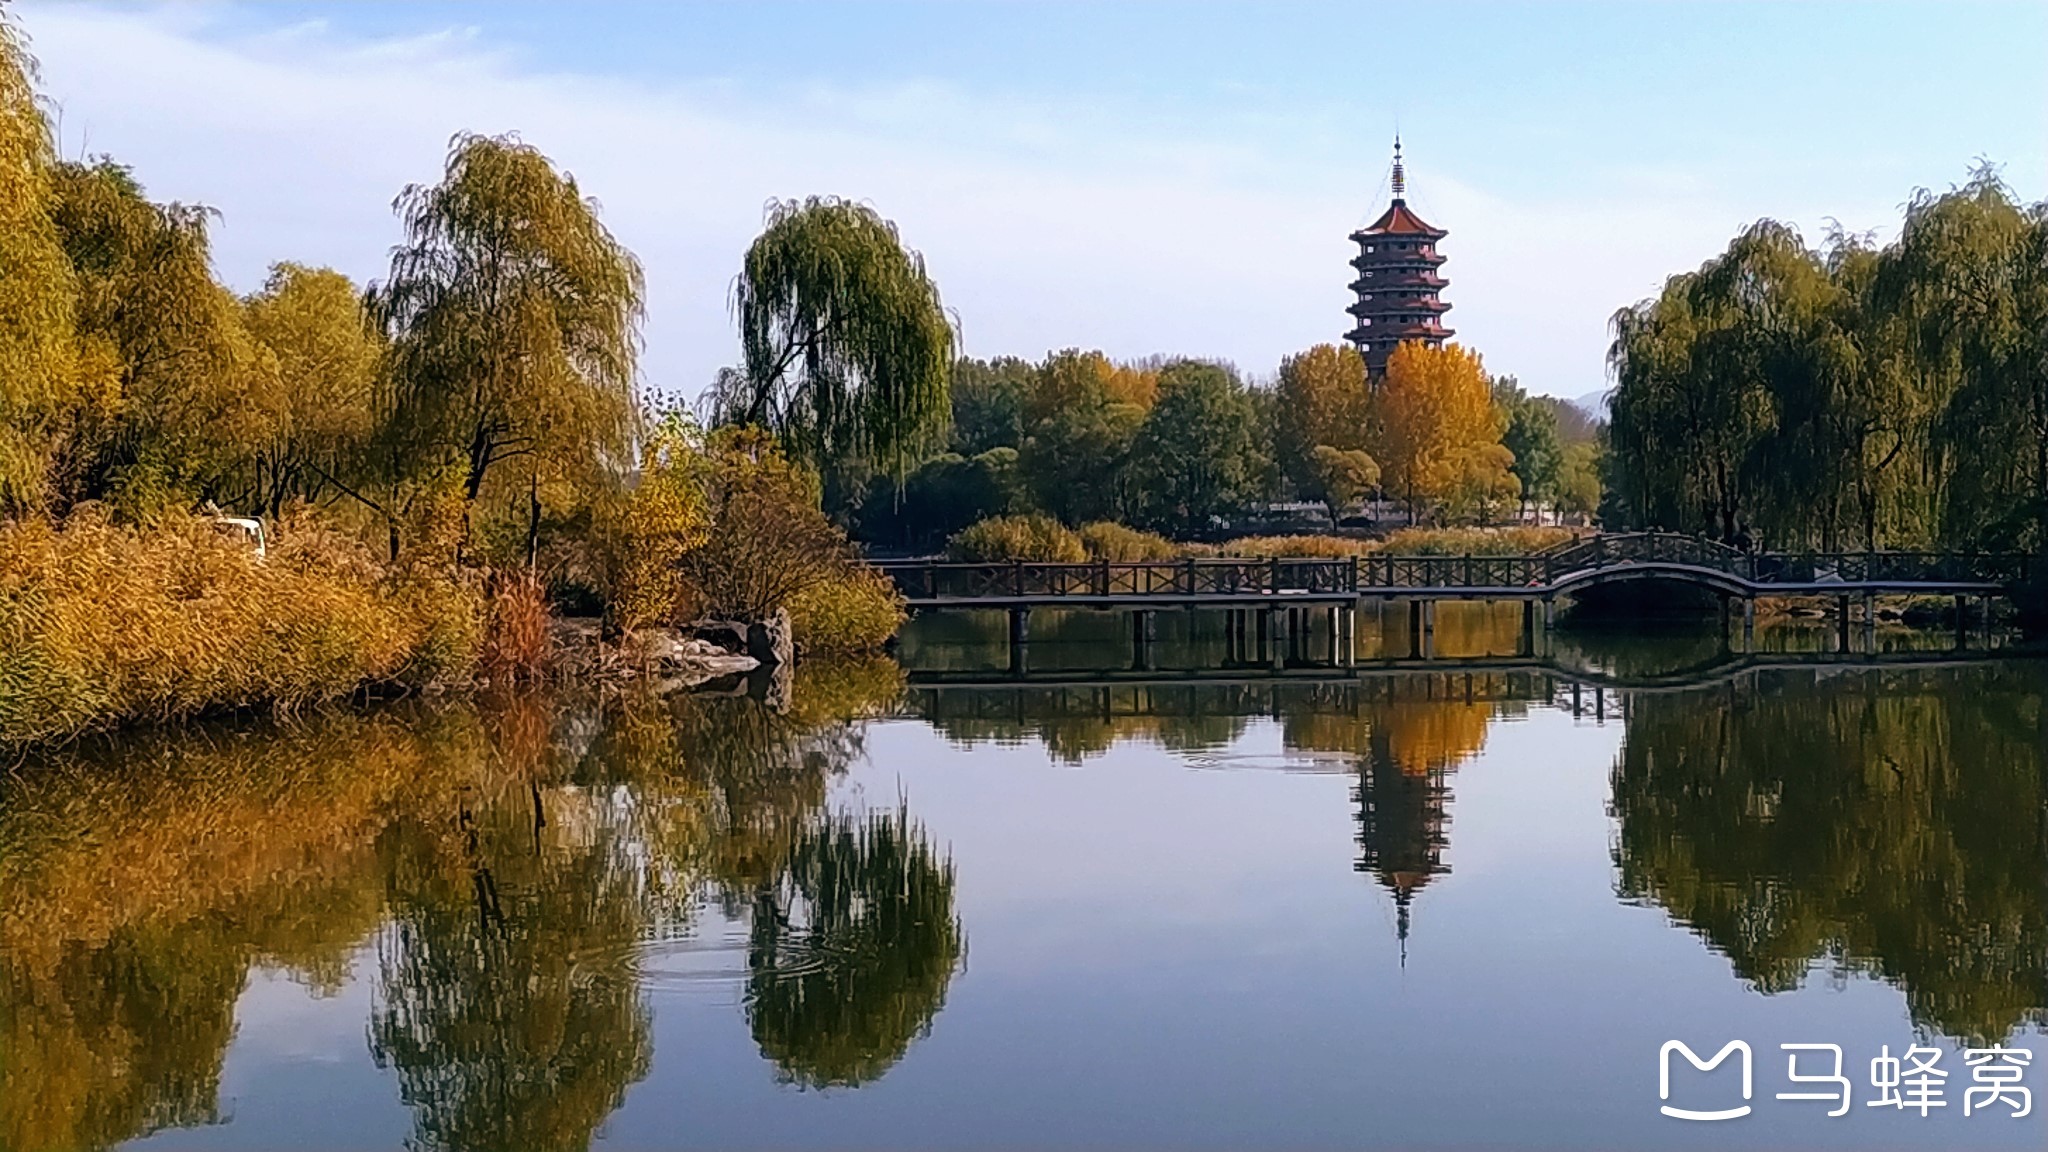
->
<box><xmin>1373</xmin><ymin>342</ymin><xmax>1513</xmax><ymax>522</ymax></box>
<box><xmin>1276</xmin><ymin>343</ymin><xmax>1371</xmax><ymax>476</ymax></box>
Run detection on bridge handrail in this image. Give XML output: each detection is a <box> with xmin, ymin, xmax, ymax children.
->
<box><xmin>872</xmin><ymin>538</ymin><xmax>2032</xmax><ymax>599</ymax></box>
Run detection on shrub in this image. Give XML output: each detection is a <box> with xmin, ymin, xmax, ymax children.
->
<box><xmin>479</xmin><ymin>570</ymin><xmax>553</xmax><ymax>681</ymax></box>
<box><xmin>787</xmin><ymin>566</ymin><xmax>906</xmax><ymax>656</ymax></box>
<box><xmin>1206</xmin><ymin>534</ymin><xmax>1376</xmax><ymax>558</ymax></box>
<box><xmin>946</xmin><ymin>514</ymin><xmax>1086</xmax><ymax>562</ymax></box>
<box><xmin>0</xmin><ymin>510</ymin><xmax>484</xmax><ymax>746</ymax></box>
<box><xmin>1377</xmin><ymin>526</ymin><xmax>1577</xmax><ymax>556</ymax></box>
<box><xmin>1078</xmin><ymin>521</ymin><xmax>1179</xmax><ymax>561</ymax></box>
<box><xmin>681</xmin><ymin>427</ymin><xmax>850</xmax><ymax>622</ymax></box>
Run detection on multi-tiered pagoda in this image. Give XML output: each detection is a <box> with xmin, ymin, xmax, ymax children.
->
<box><xmin>1344</xmin><ymin>138</ymin><xmax>1453</xmax><ymax>375</ymax></box>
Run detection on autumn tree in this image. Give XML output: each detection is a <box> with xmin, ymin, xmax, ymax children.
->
<box><xmin>373</xmin><ymin>132</ymin><xmax>643</xmax><ymax>553</ymax></box>
<box><xmin>1374</xmin><ymin>342</ymin><xmax>1510</xmax><ymax>522</ymax></box>
<box><xmin>721</xmin><ymin>197</ymin><xmax>955</xmax><ymax>507</ymax></box>
<box><xmin>239</xmin><ymin>263</ymin><xmax>384</xmax><ymax>517</ymax></box>
<box><xmin>0</xmin><ymin>14</ymin><xmax>78</xmax><ymax>514</ymax></box>
<box><xmin>1016</xmin><ymin>350</ymin><xmax>1150</xmax><ymax>524</ymax></box>
<box><xmin>47</xmin><ymin>160</ymin><xmax>279</xmax><ymax>515</ymax></box>
<box><xmin>1274</xmin><ymin>343</ymin><xmax>1373</xmax><ymax>504</ymax></box>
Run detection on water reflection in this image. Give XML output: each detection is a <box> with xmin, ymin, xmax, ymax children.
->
<box><xmin>0</xmin><ymin>662</ymin><xmax>961</xmax><ymax>1152</ymax></box>
<box><xmin>1613</xmin><ymin>661</ymin><xmax>2048</xmax><ymax>1045</ymax></box>
<box><xmin>2</xmin><ymin>620</ymin><xmax>2042</xmax><ymax>1150</ymax></box>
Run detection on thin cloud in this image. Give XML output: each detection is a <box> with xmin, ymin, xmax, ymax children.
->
<box><xmin>15</xmin><ymin>2</ymin><xmax>1870</xmax><ymax>399</ymax></box>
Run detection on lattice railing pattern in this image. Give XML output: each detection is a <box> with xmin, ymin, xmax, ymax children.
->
<box><xmin>874</xmin><ymin>532</ymin><xmax>2030</xmax><ymax>600</ymax></box>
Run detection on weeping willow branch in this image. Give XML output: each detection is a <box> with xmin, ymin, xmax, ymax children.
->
<box><xmin>728</xmin><ymin>197</ymin><xmax>955</xmax><ymax>485</ymax></box>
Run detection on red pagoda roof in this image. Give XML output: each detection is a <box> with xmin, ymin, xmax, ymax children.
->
<box><xmin>1353</xmin><ymin>199</ymin><xmax>1446</xmax><ymax>239</ymax></box>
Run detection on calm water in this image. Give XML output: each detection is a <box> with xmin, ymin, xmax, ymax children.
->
<box><xmin>3</xmin><ymin>607</ymin><xmax>2042</xmax><ymax>1151</ymax></box>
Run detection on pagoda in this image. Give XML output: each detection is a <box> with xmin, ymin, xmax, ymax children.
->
<box><xmin>1344</xmin><ymin>137</ymin><xmax>1453</xmax><ymax>375</ymax></box>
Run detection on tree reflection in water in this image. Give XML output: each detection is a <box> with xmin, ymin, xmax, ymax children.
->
<box><xmin>743</xmin><ymin>806</ymin><xmax>964</xmax><ymax>1088</ymax></box>
<box><xmin>0</xmin><ymin>659</ymin><xmax>964</xmax><ymax>1152</ymax></box>
<box><xmin>1612</xmin><ymin>662</ymin><xmax>2048</xmax><ymax>1044</ymax></box>
<box><xmin>6</xmin><ymin>638</ymin><xmax>2044</xmax><ymax>1149</ymax></box>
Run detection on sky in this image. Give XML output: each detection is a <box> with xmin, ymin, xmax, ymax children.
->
<box><xmin>14</xmin><ymin>1</ymin><xmax>2047</xmax><ymax>402</ymax></box>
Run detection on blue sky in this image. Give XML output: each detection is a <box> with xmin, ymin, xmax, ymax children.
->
<box><xmin>17</xmin><ymin>1</ymin><xmax>2047</xmax><ymax>400</ymax></box>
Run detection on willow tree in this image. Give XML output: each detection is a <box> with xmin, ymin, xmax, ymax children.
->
<box><xmin>0</xmin><ymin>14</ymin><xmax>77</xmax><ymax>513</ymax></box>
<box><xmin>723</xmin><ymin>197</ymin><xmax>954</xmax><ymax>502</ymax></box>
<box><xmin>373</xmin><ymin>133</ymin><xmax>642</xmax><ymax>551</ymax></box>
<box><xmin>746</xmin><ymin>806</ymin><xmax>964</xmax><ymax>1088</ymax></box>
<box><xmin>1877</xmin><ymin>169</ymin><xmax>2048</xmax><ymax>553</ymax></box>
<box><xmin>47</xmin><ymin>160</ymin><xmax>278</xmax><ymax>514</ymax></box>
<box><xmin>240</xmin><ymin>263</ymin><xmax>384</xmax><ymax>517</ymax></box>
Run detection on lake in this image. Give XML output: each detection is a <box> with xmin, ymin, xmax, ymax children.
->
<box><xmin>3</xmin><ymin>605</ymin><xmax>2042</xmax><ymax>1151</ymax></box>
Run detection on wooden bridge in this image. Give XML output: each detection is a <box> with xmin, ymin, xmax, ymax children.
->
<box><xmin>876</xmin><ymin>532</ymin><xmax>2028</xmax><ymax>607</ymax></box>
<box><xmin>875</xmin><ymin>532</ymin><xmax>2031</xmax><ymax>672</ymax></box>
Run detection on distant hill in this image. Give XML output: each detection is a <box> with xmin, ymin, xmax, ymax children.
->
<box><xmin>1571</xmin><ymin>389</ymin><xmax>1609</xmax><ymax>418</ymax></box>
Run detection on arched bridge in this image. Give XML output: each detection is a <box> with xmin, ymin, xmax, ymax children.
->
<box><xmin>874</xmin><ymin>532</ymin><xmax>2031</xmax><ymax>609</ymax></box>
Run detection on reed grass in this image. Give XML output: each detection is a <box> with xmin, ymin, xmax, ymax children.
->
<box><xmin>0</xmin><ymin>510</ymin><xmax>484</xmax><ymax>746</ymax></box>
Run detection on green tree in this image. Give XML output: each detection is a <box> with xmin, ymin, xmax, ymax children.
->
<box><xmin>1309</xmin><ymin>445</ymin><xmax>1379</xmax><ymax>520</ymax></box>
<box><xmin>745</xmin><ymin>807</ymin><xmax>964</xmax><ymax>1088</ymax></box>
<box><xmin>372</xmin><ymin>132</ymin><xmax>642</xmax><ymax>552</ymax></box>
<box><xmin>722</xmin><ymin>197</ymin><xmax>955</xmax><ymax>504</ymax></box>
<box><xmin>1492</xmin><ymin>377</ymin><xmax>1561</xmax><ymax>519</ymax></box>
<box><xmin>1017</xmin><ymin>350</ymin><xmax>1148</xmax><ymax>525</ymax></box>
<box><xmin>1129</xmin><ymin>360</ymin><xmax>1266</xmax><ymax>535</ymax></box>
<box><xmin>855</xmin><ymin>447</ymin><xmax>1021</xmax><ymax>550</ymax></box>
<box><xmin>949</xmin><ymin>355</ymin><xmax>1033</xmax><ymax>455</ymax></box>
<box><xmin>1878</xmin><ymin>168</ymin><xmax>2048</xmax><ymax>553</ymax></box>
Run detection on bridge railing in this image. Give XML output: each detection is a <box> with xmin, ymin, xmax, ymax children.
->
<box><xmin>873</xmin><ymin>538</ymin><xmax>2030</xmax><ymax>600</ymax></box>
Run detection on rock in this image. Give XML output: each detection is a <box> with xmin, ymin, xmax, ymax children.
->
<box><xmin>630</xmin><ymin>627</ymin><xmax>759</xmax><ymax>689</ymax></box>
<box><xmin>747</xmin><ymin>608</ymin><xmax>795</xmax><ymax>667</ymax></box>
<box><xmin>687</xmin><ymin>620</ymin><xmax>750</xmax><ymax>655</ymax></box>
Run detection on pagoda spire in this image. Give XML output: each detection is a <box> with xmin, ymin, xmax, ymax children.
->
<box><xmin>1342</xmin><ymin>135</ymin><xmax>1453</xmax><ymax>373</ymax></box>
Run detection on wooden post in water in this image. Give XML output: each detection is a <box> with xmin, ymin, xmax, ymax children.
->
<box><xmin>1742</xmin><ymin>597</ymin><xmax>1755</xmax><ymax>653</ymax></box>
<box><xmin>1836</xmin><ymin>594</ymin><xmax>1851</xmax><ymax>653</ymax></box>
<box><xmin>1421</xmin><ymin>599</ymin><xmax>1436</xmax><ymax>660</ymax></box>
<box><xmin>1954</xmin><ymin>594</ymin><xmax>1968</xmax><ymax>650</ymax></box>
<box><xmin>1008</xmin><ymin>605</ymin><xmax>1030</xmax><ymax>675</ymax></box>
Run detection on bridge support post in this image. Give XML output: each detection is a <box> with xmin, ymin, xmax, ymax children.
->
<box><xmin>1008</xmin><ymin>606</ymin><xmax>1030</xmax><ymax>675</ymax></box>
<box><xmin>1955</xmin><ymin>594</ymin><xmax>1968</xmax><ymax>650</ymax></box>
<box><xmin>1131</xmin><ymin>609</ymin><xmax>1154</xmax><ymax>671</ymax></box>
<box><xmin>1266</xmin><ymin>605</ymin><xmax>1283</xmax><ymax>670</ymax></box>
<box><xmin>1521</xmin><ymin>599</ymin><xmax>1536</xmax><ymax>658</ymax></box>
<box><xmin>1326</xmin><ymin>605</ymin><xmax>1342</xmax><ymax>665</ymax></box>
<box><xmin>1862</xmin><ymin>593</ymin><xmax>1876</xmax><ymax>653</ymax></box>
<box><xmin>1836</xmin><ymin>594</ymin><xmax>1852</xmax><ymax>654</ymax></box>
<box><xmin>1407</xmin><ymin>600</ymin><xmax>1423</xmax><ymax>659</ymax></box>
<box><xmin>1421</xmin><ymin>599</ymin><xmax>1437</xmax><ymax>659</ymax></box>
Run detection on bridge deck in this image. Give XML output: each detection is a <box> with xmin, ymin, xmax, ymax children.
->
<box><xmin>878</xmin><ymin>534</ymin><xmax>2029</xmax><ymax>609</ymax></box>
<box><xmin>893</xmin><ymin>579</ymin><xmax>2010</xmax><ymax>609</ymax></box>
